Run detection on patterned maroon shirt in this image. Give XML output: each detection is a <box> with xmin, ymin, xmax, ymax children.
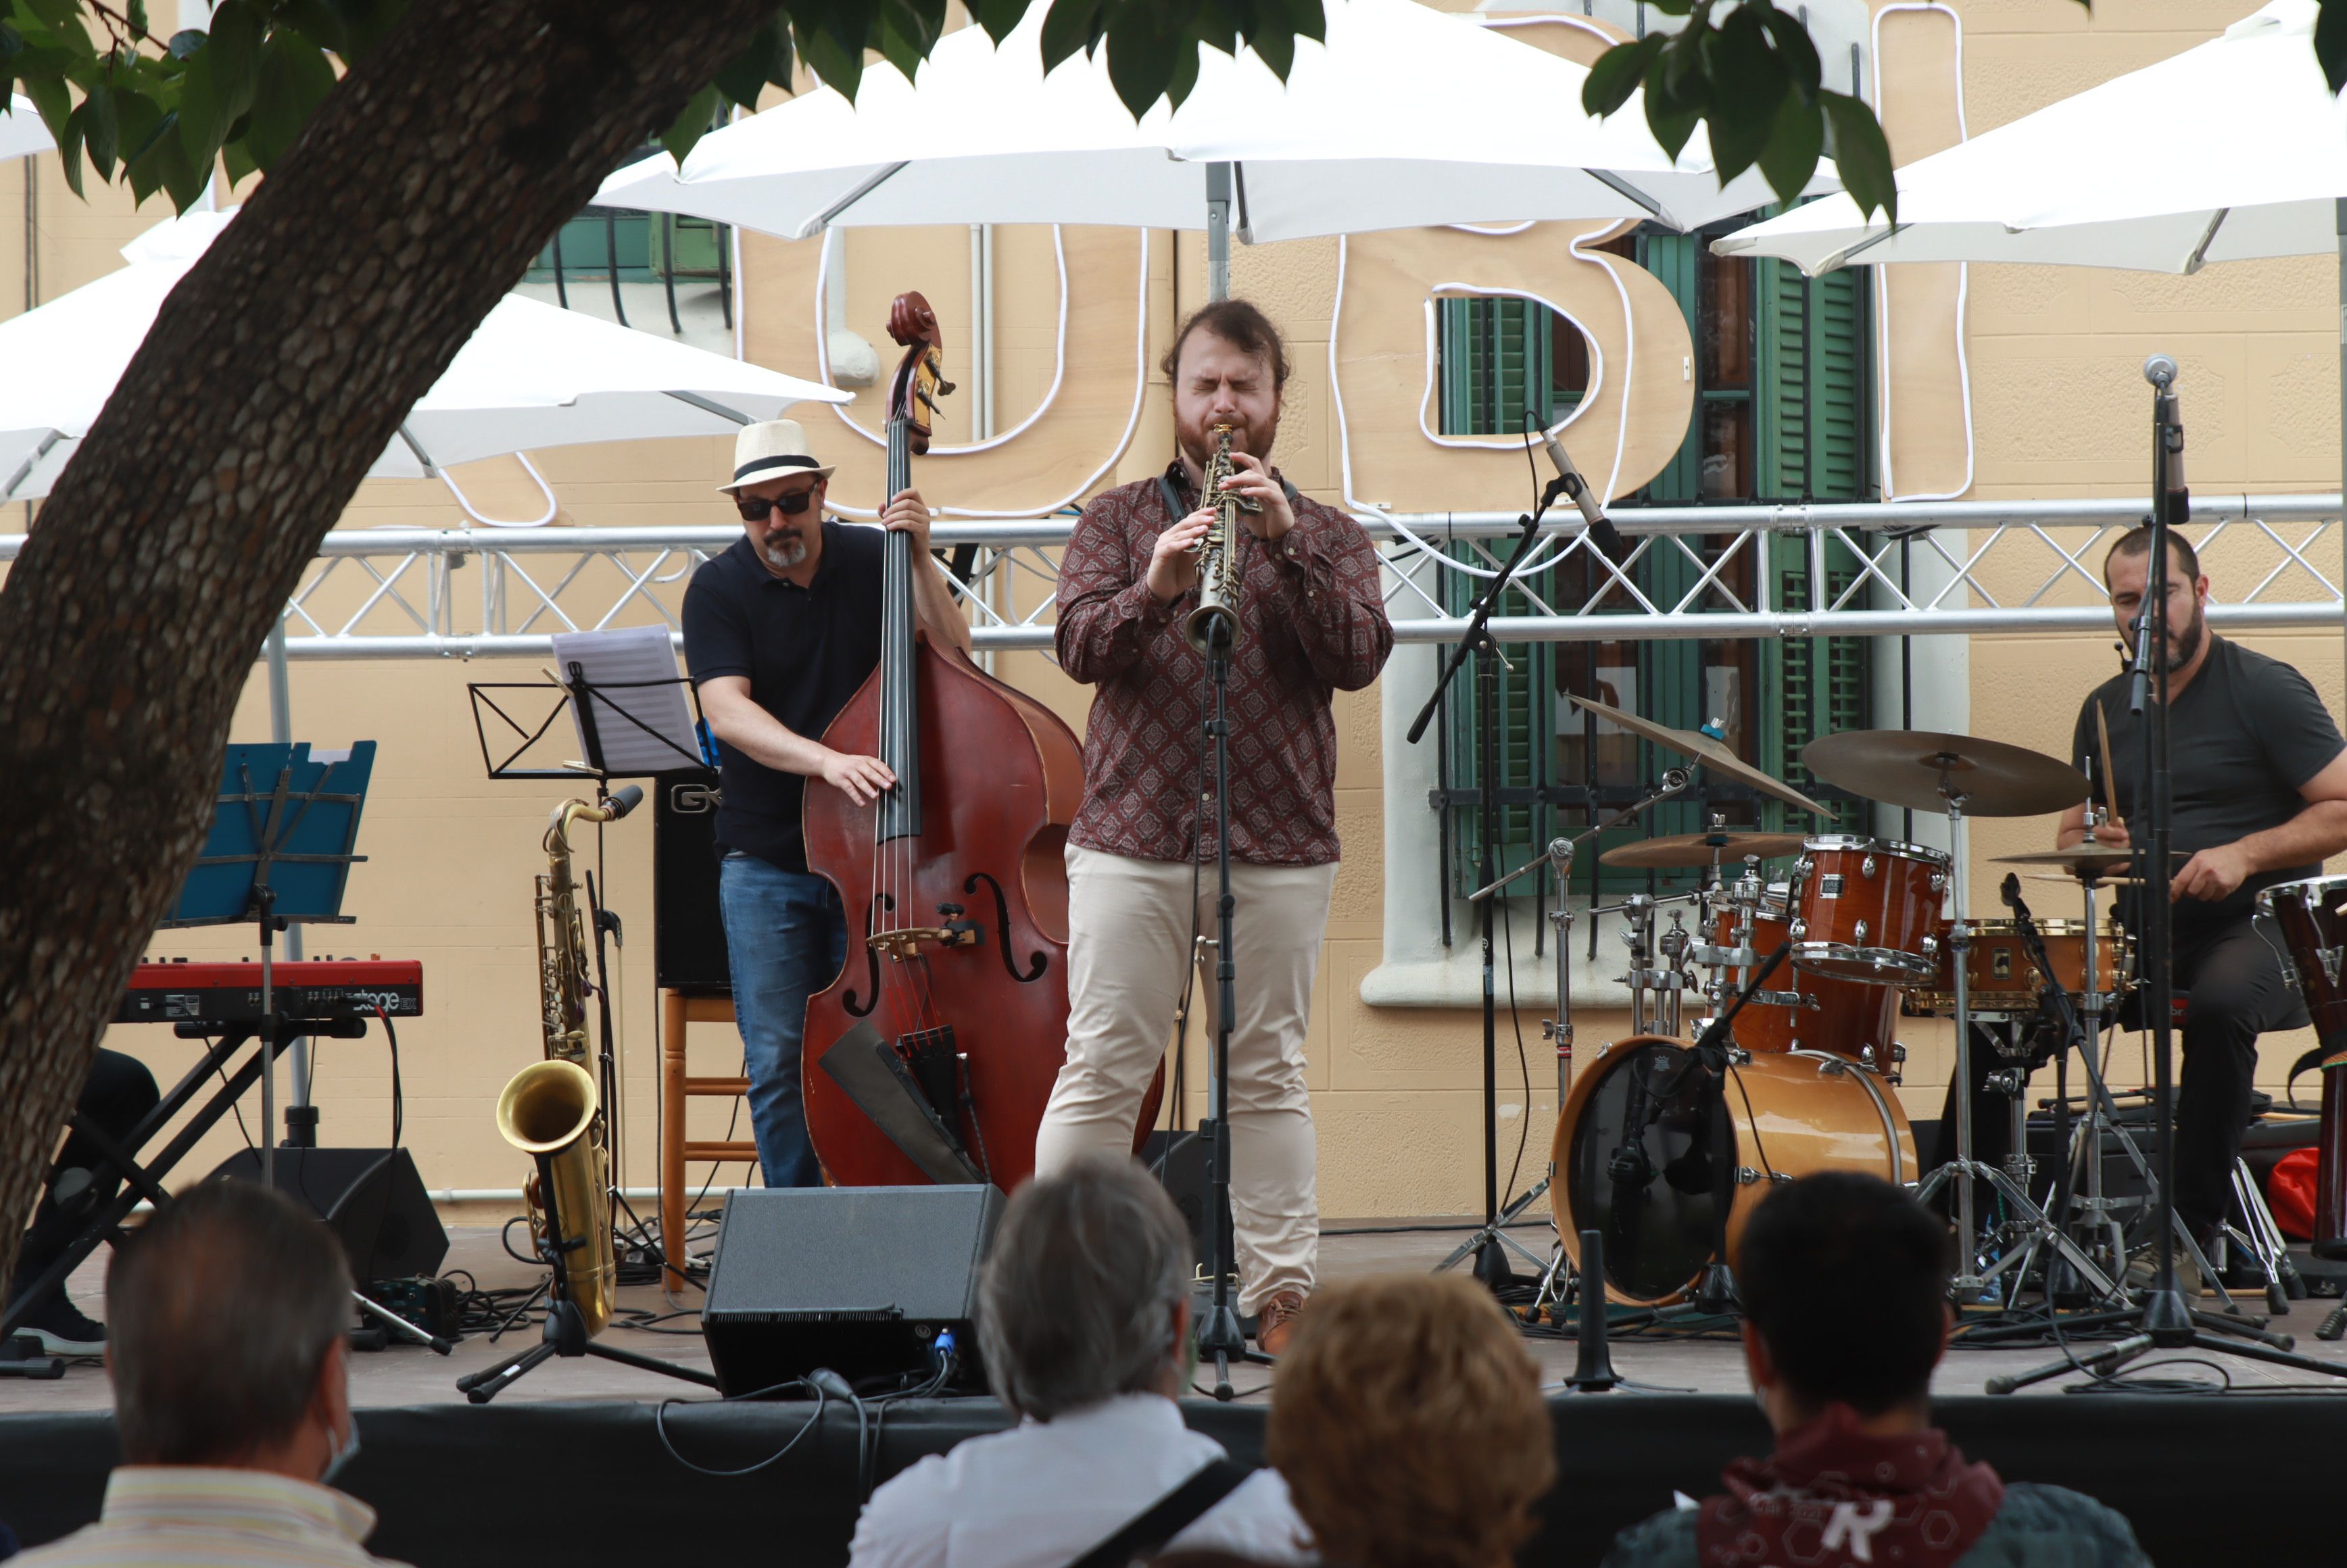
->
<box><xmin>1057</xmin><ymin>465</ymin><xmax>1393</xmax><ymax>866</ymax></box>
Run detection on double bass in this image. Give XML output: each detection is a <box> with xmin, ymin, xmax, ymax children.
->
<box><xmin>800</xmin><ymin>292</ymin><xmax>1157</xmax><ymax>1189</ymax></box>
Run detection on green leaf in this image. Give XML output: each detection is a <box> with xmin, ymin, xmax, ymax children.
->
<box><xmin>0</xmin><ymin>21</ymin><xmax>20</xmax><ymax>58</ymax></box>
<box><xmin>2320</xmin><ymin>0</ymin><xmax>2347</xmax><ymax>94</ymax></box>
<box><xmin>22</xmin><ymin>70</ymin><xmax>72</xmax><ymax>147</ymax></box>
<box><xmin>1643</xmin><ymin>0</ymin><xmax>1694</xmax><ymax>14</ymax></box>
<box><xmin>1819</xmin><ymin>88</ymin><xmax>1895</xmax><ymax>223</ymax></box>
<box><xmin>1038</xmin><ymin>0</ymin><xmax>1103</xmax><ymax>72</ymax></box>
<box><xmin>127</xmin><ymin>0</ymin><xmax>148</xmax><ymax>36</ymax></box>
<box><xmin>220</xmin><ymin>129</ymin><xmax>258</xmax><ymax>187</ymax></box>
<box><xmin>875</xmin><ymin>0</ymin><xmax>936</xmax><ymax>86</ymax></box>
<box><xmin>1757</xmin><ymin>89</ymin><xmax>1822</xmax><ymax>207</ymax></box>
<box><xmin>21</xmin><ymin>0</ymin><xmax>87</xmax><ymax>37</ymax></box>
<box><xmin>1162</xmin><ymin>30</ymin><xmax>1199</xmax><ymax>107</ymax></box>
<box><xmin>1707</xmin><ymin>10</ymin><xmax>1785</xmax><ymax>183</ymax></box>
<box><xmin>81</xmin><ymin>82</ymin><xmax>118</xmax><ymax>177</ymax></box>
<box><xmin>1582</xmin><ymin>34</ymin><xmax>1662</xmax><ymax>118</ymax></box>
<box><xmin>1760</xmin><ymin>7</ymin><xmax>1822</xmax><ymax>96</ymax></box>
<box><xmin>166</xmin><ymin>27</ymin><xmax>205</xmax><ymax>59</ymax></box>
<box><xmin>237</xmin><ymin>28</ymin><xmax>335</xmax><ymax>172</ymax></box>
<box><xmin>658</xmin><ymin>82</ymin><xmax>722</xmax><ymax>164</ymax></box>
<box><xmin>970</xmin><ymin>0</ymin><xmax>1030</xmax><ymax>43</ymax></box>
<box><xmin>54</xmin><ymin>97</ymin><xmax>82</xmax><ymax>196</ymax></box>
<box><xmin>794</xmin><ymin>10</ymin><xmax>866</xmax><ymax>99</ymax></box>
<box><xmin>318</xmin><ymin>0</ymin><xmax>404</xmax><ymax>59</ymax></box>
<box><xmin>712</xmin><ymin>16</ymin><xmax>792</xmax><ymax>108</ymax></box>
<box><xmin>178</xmin><ymin>0</ymin><xmax>261</xmax><ymax>164</ymax></box>
<box><xmin>124</xmin><ymin>104</ymin><xmax>187</xmax><ymax>204</ymax></box>
<box><xmin>1104</xmin><ymin>6</ymin><xmax>1171</xmax><ymax>116</ymax></box>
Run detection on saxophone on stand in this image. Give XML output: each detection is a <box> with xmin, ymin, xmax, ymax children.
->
<box><xmin>1185</xmin><ymin>423</ymin><xmax>1259</xmax><ymax>655</ymax></box>
<box><xmin>493</xmin><ymin>791</ymin><xmax>629</xmax><ymax>1338</ymax></box>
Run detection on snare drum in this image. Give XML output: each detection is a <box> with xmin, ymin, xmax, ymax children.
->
<box><xmin>1551</xmin><ymin>1035</ymin><xmax>1917</xmax><ymax>1304</ymax></box>
<box><xmin>1910</xmin><ymin>918</ymin><xmax>2132</xmax><ymax>1018</ymax></box>
<box><xmin>1708</xmin><ymin>898</ymin><xmax>1900</xmax><ymax>1062</ymax></box>
<box><xmin>1787</xmin><ymin>836</ymin><xmax>1949</xmax><ymax>986</ymax></box>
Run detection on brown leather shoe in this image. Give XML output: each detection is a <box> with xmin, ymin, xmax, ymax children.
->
<box><xmin>1255</xmin><ymin>1290</ymin><xmax>1307</xmax><ymax>1356</ymax></box>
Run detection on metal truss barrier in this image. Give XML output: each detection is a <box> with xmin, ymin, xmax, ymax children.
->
<box><xmin>1</xmin><ymin>493</ymin><xmax>2338</xmax><ymax>658</ymax></box>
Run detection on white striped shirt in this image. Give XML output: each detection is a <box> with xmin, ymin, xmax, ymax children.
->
<box><xmin>11</xmin><ymin>1467</ymin><xmax>407</xmax><ymax>1567</ymax></box>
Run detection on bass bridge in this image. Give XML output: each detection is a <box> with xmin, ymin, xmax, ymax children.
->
<box><xmin>866</xmin><ymin>903</ymin><xmax>986</xmax><ymax>960</ymax></box>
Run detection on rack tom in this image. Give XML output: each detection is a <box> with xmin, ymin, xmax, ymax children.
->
<box><xmin>1787</xmin><ymin>836</ymin><xmax>1948</xmax><ymax>987</ymax></box>
<box><xmin>1909</xmin><ymin>918</ymin><xmax>2131</xmax><ymax>1019</ymax></box>
<box><xmin>1708</xmin><ymin>895</ymin><xmax>1900</xmax><ymax>1064</ymax></box>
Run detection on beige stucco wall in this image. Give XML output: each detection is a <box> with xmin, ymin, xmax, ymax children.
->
<box><xmin>4</xmin><ymin>0</ymin><xmax>2343</xmax><ymax>1225</ymax></box>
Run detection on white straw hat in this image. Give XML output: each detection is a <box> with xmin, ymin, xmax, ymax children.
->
<box><xmin>718</xmin><ymin>418</ymin><xmax>836</xmax><ymax>493</ymax></box>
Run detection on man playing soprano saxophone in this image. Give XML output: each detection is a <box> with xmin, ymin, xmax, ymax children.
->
<box><xmin>1037</xmin><ymin>299</ymin><xmax>1393</xmax><ymax>1355</ymax></box>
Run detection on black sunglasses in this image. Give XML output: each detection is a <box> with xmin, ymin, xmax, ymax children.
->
<box><xmin>737</xmin><ymin>489</ymin><xmax>817</xmax><ymax>521</ymax></box>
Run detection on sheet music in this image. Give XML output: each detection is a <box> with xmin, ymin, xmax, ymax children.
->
<box><xmin>549</xmin><ymin>626</ymin><xmax>702</xmax><ymax>776</ymax></box>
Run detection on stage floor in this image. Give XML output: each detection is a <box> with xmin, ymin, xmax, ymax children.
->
<box><xmin>9</xmin><ymin>1218</ymin><xmax>2347</xmax><ymax>1411</ymax></box>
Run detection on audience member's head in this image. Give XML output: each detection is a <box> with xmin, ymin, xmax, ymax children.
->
<box><xmin>1737</xmin><ymin>1172</ymin><xmax>1950</xmax><ymax>1432</ymax></box>
<box><xmin>1267</xmin><ymin>1275</ymin><xmax>1553</xmax><ymax>1568</ymax></box>
<box><xmin>107</xmin><ymin>1179</ymin><xmax>356</xmax><ymax>1479</ymax></box>
<box><xmin>978</xmin><ymin>1155</ymin><xmax>1192</xmax><ymax>1421</ymax></box>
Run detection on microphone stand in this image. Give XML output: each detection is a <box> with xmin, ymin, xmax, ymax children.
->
<box><xmin>1986</xmin><ymin>358</ymin><xmax>2347</xmax><ymax>1392</ymax></box>
<box><xmin>1407</xmin><ymin>479</ymin><xmax>1598</xmax><ymax>1294</ymax></box>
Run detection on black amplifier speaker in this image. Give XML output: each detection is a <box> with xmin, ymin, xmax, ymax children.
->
<box><xmin>701</xmin><ymin>1184</ymin><xmax>1004</xmax><ymax>1395</ymax></box>
<box><xmin>654</xmin><ymin>768</ymin><xmax>732</xmax><ymax>994</ymax></box>
<box><xmin>208</xmin><ymin>1146</ymin><xmax>448</xmax><ymax>1283</ymax></box>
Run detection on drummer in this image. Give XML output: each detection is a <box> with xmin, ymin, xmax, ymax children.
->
<box><xmin>2054</xmin><ymin>526</ymin><xmax>2347</xmax><ymax>1285</ymax></box>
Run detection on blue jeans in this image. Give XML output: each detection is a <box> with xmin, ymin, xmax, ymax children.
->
<box><xmin>718</xmin><ymin>853</ymin><xmax>848</xmax><ymax>1187</ymax></box>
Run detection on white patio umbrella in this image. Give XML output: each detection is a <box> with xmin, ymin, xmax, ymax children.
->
<box><xmin>3</xmin><ymin>95</ymin><xmax>55</xmax><ymax>160</ymax></box>
<box><xmin>0</xmin><ymin>208</ymin><xmax>850</xmax><ymax>502</ymax></box>
<box><xmin>598</xmin><ymin>0</ymin><xmax>1823</xmax><ymax>287</ymax></box>
<box><xmin>1712</xmin><ymin>0</ymin><xmax>2347</xmax><ymax>660</ymax></box>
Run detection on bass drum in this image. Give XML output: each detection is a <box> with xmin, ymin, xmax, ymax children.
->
<box><xmin>1550</xmin><ymin>1035</ymin><xmax>1918</xmax><ymax>1304</ymax></box>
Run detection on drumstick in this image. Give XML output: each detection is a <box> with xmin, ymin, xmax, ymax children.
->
<box><xmin>2094</xmin><ymin>702</ymin><xmax>2122</xmax><ymax>832</ymax></box>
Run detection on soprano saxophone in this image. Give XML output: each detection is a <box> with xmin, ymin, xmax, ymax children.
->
<box><xmin>1184</xmin><ymin>423</ymin><xmax>1260</xmax><ymax>654</ymax></box>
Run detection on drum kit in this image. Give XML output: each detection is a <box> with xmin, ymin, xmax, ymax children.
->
<box><xmin>1540</xmin><ymin>704</ymin><xmax>2189</xmax><ymax>1310</ymax></box>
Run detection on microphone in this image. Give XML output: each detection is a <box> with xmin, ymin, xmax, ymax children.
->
<box><xmin>1540</xmin><ymin>430</ymin><xmax>1626</xmax><ymax>562</ymax></box>
<box><xmin>2143</xmin><ymin>353</ymin><xmax>2177</xmax><ymax>390</ymax></box>
<box><xmin>2144</xmin><ymin>354</ymin><xmax>2189</xmax><ymax>522</ymax></box>
<box><xmin>604</xmin><ymin>784</ymin><xmax>644</xmax><ymax>819</ymax></box>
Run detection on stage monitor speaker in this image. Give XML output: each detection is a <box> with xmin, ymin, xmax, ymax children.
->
<box><xmin>1141</xmin><ymin>1123</ymin><xmax>1232</xmax><ymax>1271</ymax></box>
<box><xmin>702</xmin><ymin>1184</ymin><xmax>1004</xmax><ymax>1395</ymax></box>
<box><xmin>208</xmin><ymin>1146</ymin><xmax>448</xmax><ymax>1284</ymax></box>
<box><xmin>654</xmin><ymin>768</ymin><xmax>732</xmax><ymax>994</ymax></box>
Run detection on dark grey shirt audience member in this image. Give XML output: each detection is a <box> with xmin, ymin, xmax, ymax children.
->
<box><xmin>1602</xmin><ymin>1174</ymin><xmax>2149</xmax><ymax>1568</ymax></box>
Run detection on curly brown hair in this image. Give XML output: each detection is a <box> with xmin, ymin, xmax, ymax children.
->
<box><xmin>1265</xmin><ymin>1275</ymin><xmax>1555</xmax><ymax>1568</ymax></box>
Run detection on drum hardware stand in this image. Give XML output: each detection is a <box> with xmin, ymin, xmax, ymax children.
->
<box><xmin>1987</xmin><ymin>357</ymin><xmax>2347</xmax><ymax>1391</ymax></box>
<box><xmin>1449</xmin><ymin>775</ymin><xmax>1691</xmax><ymax>1294</ymax></box>
<box><xmin>1913</xmin><ymin>786</ymin><xmax>2125</xmax><ymax>1306</ymax></box>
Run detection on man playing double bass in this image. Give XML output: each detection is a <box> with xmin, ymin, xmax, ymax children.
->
<box><xmin>683</xmin><ymin>419</ymin><xmax>970</xmax><ymax>1190</ymax></box>
<box><xmin>1038</xmin><ymin>300</ymin><xmax>1393</xmax><ymax>1354</ymax></box>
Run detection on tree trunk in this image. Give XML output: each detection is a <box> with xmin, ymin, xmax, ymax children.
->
<box><xmin>0</xmin><ymin>0</ymin><xmax>772</xmax><ymax>1287</ymax></box>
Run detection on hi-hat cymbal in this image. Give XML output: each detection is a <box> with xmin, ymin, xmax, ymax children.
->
<box><xmin>2026</xmin><ymin>872</ymin><xmax>2147</xmax><ymax>886</ymax></box>
<box><xmin>1802</xmin><ymin>729</ymin><xmax>2087</xmax><ymax>818</ymax></box>
<box><xmin>1567</xmin><ymin>693</ymin><xmax>1837</xmax><ymax>818</ymax></box>
<box><xmin>1997</xmin><ymin>843</ymin><xmax>2182</xmax><ymax>881</ymax></box>
<box><xmin>1600</xmin><ymin>831</ymin><xmax>1810</xmax><ymax>869</ymax></box>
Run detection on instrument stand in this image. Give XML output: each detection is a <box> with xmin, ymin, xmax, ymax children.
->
<box><xmin>1913</xmin><ymin>791</ymin><xmax>2123</xmax><ymax>1306</ymax></box>
<box><xmin>456</xmin><ymin>1156</ymin><xmax>717</xmax><ymax>1404</ymax></box>
<box><xmin>1987</xmin><ymin>362</ymin><xmax>2347</xmax><ymax>1391</ymax></box>
<box><xmin>1194</xmin><ymin>639</ymin><xmax>1276</xmax><ymax>1397</ymax></box>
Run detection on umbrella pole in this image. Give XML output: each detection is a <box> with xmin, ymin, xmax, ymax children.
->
<box><xmin>2337</xmin><ymin>199</ymin><xmax>2345</xmax><ymax>674</ymax></box>
<box><xmin>1207</xmin><ymin>162</ymin><xmax>1233</xmax><ymax>303</ymax></box>
<box><xmin>262</xmin><ymin>620</ymin><xmax>312</xmax><ymax>1128</ymax></box>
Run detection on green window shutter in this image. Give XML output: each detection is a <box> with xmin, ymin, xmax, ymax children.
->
<box><xmin>1812</xmin><ymin>270</ymin><xmax>1866</xmax><ymax>501</ymax></box>
<box><xmin>1436</xmin><ymin>297</ymin><xmax>1551</xmax><ymax>437</ymax></box>
<box><xmin>1758</xmin><ymin>261</ymin><xmax>1867</xmax><ymax>503</ymax></box>
<box><xmin>1443</xmin><ymin>552</ymin><xmax>1550</xmax><ymax>896</ymax></box>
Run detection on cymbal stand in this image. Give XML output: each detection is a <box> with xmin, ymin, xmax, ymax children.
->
<box><xmin>1446</xmin><ymin>769</ymin><xmax>1691</xmax><ymax>1290</ymax></box>
<box><xmin>1913</xmin><ymin>774</ymin><xmax>2123</xmax><ymax>1304</ymax></box>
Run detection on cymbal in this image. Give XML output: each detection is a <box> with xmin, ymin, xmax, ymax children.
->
<box><xmin>1802</xmin><ymin>729</ymin><xmax>2087</xmax><ymax>818</ymax></box>
<box><xmin>2026</xmin><ymin>872</ymin><xmax>2146</xmax><ymax>886</ymax></box>
<box><xmin>1993</xmin><ymin>845</ymin><xmax>2167</xmax><ymax>866</ymax></box>
<box><xmin>1566</xmin><ymin>693</ymin><xmax>1837</xmax><ymax>818</ymax></box>
<box><xmin>1600</xmin><ymin>831</ymin><xmax>1810</xmax><ymax>869</ymax></box>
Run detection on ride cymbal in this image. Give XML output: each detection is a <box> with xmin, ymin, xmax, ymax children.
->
<box><xmin>1600</xmin><ymin>831</ymin><xmax>1811</xmax><ymax>869</ymax></box>
<box><xmin>1566</xmin><ymin>693</ymin><xmax>1837</xmax><ymax>818</ymax></box>
<box><xmin>1802</xmin><ymin>729</ymin><xmax>2087</xmax><ymax>818</ymax></box>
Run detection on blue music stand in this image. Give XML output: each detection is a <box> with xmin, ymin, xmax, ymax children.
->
<box><xmin>166</xmin><ymin>743</ymin><xmax>373</xmax><ymax>1187</ymax></box>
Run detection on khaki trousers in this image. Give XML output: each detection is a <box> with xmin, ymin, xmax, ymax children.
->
<box><xmin>1036</xmin><ymin>845</ymin><xmax>1336</xmax><ymax>1315</ymax></box>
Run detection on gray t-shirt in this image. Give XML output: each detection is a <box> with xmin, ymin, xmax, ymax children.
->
<box><xmin>2072</xmin><ymin>637</ymin><xmax>2344</xmax><ymax>944</ymax></box>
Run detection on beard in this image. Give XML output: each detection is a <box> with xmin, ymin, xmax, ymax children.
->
<box><xmin>2144</xmin><ymin>601</ymin><xmax>2205</xmax><ymax>671</ymax></box>
<box><xmin>1178</xmin><ymin>409</ymin><xmax>1280</xmax><ymax>478</ymax></box>
<box><xmin>759</xmin><ymin>531</ymin><xmax>809</xmax><ymax>571</ymax></box>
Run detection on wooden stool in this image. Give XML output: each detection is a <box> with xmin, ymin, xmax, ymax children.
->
<box><xmin>659</xmin><ymin>988</ymin><xmax>754</xmax><ymax>1294</ymax></box>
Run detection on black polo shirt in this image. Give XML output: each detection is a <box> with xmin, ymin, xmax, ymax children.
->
<box><xmin>681</xmin><ymin>522</ymin><xmax>885</xmax><ymax>872</ymax></box>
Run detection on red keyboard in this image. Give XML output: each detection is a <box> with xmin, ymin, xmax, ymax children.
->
<box><xmin>116</xmin><ymin>958</ymin><xmax>425</xmax><ymax>1026</ymax></box>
